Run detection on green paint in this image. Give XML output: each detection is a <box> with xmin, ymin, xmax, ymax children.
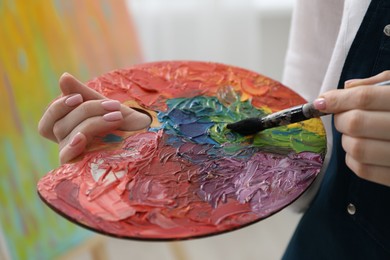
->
<box><xmin>253</xmin><ymin>126</ymin><xmax>326</xmax><ymax>154</ymax></box>
<box><xmin>163</xmin><ymin>93</ymin><xmax>326</xmax><ymax>155</ymax></box>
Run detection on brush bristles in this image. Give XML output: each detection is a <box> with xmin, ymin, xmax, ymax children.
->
<box><xmin>226</xmin><ymin>117</ymin><xmax>264</xmax><ymax>135</ymax></box>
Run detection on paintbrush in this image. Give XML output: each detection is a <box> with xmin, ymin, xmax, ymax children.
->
<box><xmin>226</xmin><ymin>101</ymin><xmax>325</xmax><ymax>135</ymax></box>
<box><xmin>227</xmin><ymin>80</ymin><xmax>390</xmax><ymax>136</ymax></box>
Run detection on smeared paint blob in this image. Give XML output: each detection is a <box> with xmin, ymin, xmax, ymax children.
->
<box><xmin>102</xmin><ymin>133</ymin><xmax>123</xmax><ymax>143</ymax></box>
<box><xmin>38</xmin><ymin>61</ymin><xmax>326</xmax><ymax>240</ymax></box>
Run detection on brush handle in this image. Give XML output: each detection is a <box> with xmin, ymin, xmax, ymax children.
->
<box><xmin>261</xmin><ymin>79</ymin><xmax>390</xmax><ymax>129</ymax></box>
<box><xmin>375</xmin><ymin>80</ymin><xmax>390</xmax><ymax>86</ymax></box>
<box><xmin>260</xmin><ymin>102</ymin><xmax>326</xmax><ymax>129</ymax></box>
<box><xmin>227</xmin><ymin>80</ymin><xmax>390</xmax><ymax>135</ymax></box>
<box><xmin>302</xmin><ymin>102</ymin><xmax>328</xmax><ymax>118</ymax></box>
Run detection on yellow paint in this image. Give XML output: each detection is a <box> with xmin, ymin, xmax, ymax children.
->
<box><xmin>288</xmin><ymin>118</ymin><xmax>326</xmax><ymax>136</ymax></box>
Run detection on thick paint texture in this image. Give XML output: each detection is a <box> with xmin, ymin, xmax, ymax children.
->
<box><xmin>0</xmin><ymin>1</ymin><xmax>141</xmax><ymax>259</ymax></box>
<box><xmin>38</xmin><ymin>61</ymin><xmax>327</xmax><ymax>240</ymax></box>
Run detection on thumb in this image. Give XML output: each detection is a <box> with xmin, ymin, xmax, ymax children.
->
<box><xmin>119</xmin><ymin>105</ymin><xmax>152</xmax><ymax>131</ymax></box>
<box><xmin>60</xmin><ymin>72</ymin><xmax>152</xmax><ymax>131</ymax></box>
<box><xmin>59</xmin><ymin>73</ymin><xmax>105</xmax><ymax>100</ymax></box>
<box><xmin>313</xmin><ymin>85</ymin><xmax>390</xmax><ymax>114</ymax></box>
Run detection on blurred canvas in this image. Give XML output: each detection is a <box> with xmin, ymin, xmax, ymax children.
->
<box><xmin>0</xmin><ymin>0</ymin><xmax>141</xmax><ymax>259</ymax></box>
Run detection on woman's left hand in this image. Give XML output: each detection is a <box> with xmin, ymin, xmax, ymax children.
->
<box><xmin>313</xmin><ymin>71</ymin><xmax>390</xmax><ymax>187</ymax></box>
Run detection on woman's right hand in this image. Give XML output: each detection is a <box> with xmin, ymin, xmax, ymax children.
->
<box><xmin>38</xmin><ymin>73</ymin><xmax>151</xmax><ymax>164</ymax></box>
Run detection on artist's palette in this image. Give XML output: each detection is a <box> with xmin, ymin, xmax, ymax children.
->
<box><xmin>37</xmin><ymin>61</ymin><xmax>326</xmax><ymax>240</ymax></box>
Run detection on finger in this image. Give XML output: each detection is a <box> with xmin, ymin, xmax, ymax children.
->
<box><xmin>344</xmin><ymin>70</ymin><xmax>390</xmax><ymax>88</ymax></box>
<box><xmin>38</xmin><ymin>94</ymin><xmax>83</xmax><ymax>142</ymax></box>
<box><xmin>334</xmin><ymin>110</ymin><xmax>390</xmax><ymax>140</ymax></box>
<box><xmin>60</xmin><ymin>72</ymin><xmax>152</xmax><ymax>131</ymax></box>
<box><xmin>120</xmin><ymin>105</ymin><xmax>152</xmax><ymax>131</ymax></box>
<box><xmin>341</xmin><ymin>135</ymin><xmax>390</xmax><ymax>167</ymax></box>
<box><xmin>59</xmin><ymin>72</ymin><xmax>105</xmax><ymax>100</ymax></box>
<box><xmin>59</xmin><ymin>132</ymin><xmax>87</xmax><ymax>164</ymax></box>
<box><xmin>345</xmin><ymin>154</ymin><xmax>390</xmax><ymax>187</ymax></box>
<box><xmin>59</xmin><ymin>112</ymin><xmax>124</xmax><ymax>151</ymax></box>
<box><xmin>313</xmin><ymin>85</ymin><xmax>390</xmax><ymax>114</ymax></box>
<box><xmin>53</xmin><ymin>99</ymin><xmax>122</xmax><ymax>141</ymax></box>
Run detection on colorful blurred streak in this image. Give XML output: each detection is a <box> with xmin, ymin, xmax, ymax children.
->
<box><xmin>0</xmin><ymin>0</ymin><xmax>141</xmax><ymax>259</ymax></box>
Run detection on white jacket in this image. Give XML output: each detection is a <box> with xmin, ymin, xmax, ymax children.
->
<box><xmin>283</xmin><ymin>0</ymin><xmax>371</xmax><ymax>211</ymax></box>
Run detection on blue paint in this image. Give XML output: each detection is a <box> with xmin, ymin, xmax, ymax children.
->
<box><xmin>155</xmin><ymin>95</ymin><xmax>268</xmax><ymax>148</ymax></box>
<box><xmin>103</xmin><ymin>133</ymin><xmax>123</xmax><ymax>143</ymax></box>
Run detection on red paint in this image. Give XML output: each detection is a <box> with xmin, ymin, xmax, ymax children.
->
<box><xmin>38</xmin><ymin>61</ymin><xmax>325</xmax><ymax>240</ymax></box>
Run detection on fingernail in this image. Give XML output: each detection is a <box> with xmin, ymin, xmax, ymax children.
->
<box><xmin>101</xmin><ymin>100</ymin><xmax>121</xmax><ymax>111</ymax></box>
<box><xmin>313</xmin><ymin>98</ymin><xmax>326</xmax><ymax>110</ymax></box>
<box><xmin>70</xmin><ymin>132</ymin><xmax>83</xmax><ymax>147</ymax></box>
<box><xmin>65</xmin><ymin>94</ymin><xmax>83</xmax><ymax>106</ymax></box>
<box><xmin>344</xmin><ymin>79</ymin><xmax>359</xmax><ymax>87</ymax></box>
<box><xmin>103</xmin><ymin>111</ymin><xmax>123</xmax><ymax>122</ymax></box>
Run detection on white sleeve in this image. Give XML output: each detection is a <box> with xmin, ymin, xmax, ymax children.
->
<box><xmin>283</xmin><ymin>0</ymin><xmax>344</xmax><ymax>212</ymax></box>
<box><xmin>283</xmin><ymin>0</ymin><xmax>371</xmax><ymax>213</ymax></box>
<box><xmin>282</xmin><ymin>0</ymin><xmax>344</xmax><ymax>101</ymax></box>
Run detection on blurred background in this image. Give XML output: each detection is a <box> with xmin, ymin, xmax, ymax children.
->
<box><xmin>0</xmin><ymin>0</ymin><xmax>299</xmax><ymax>259</ymax></box>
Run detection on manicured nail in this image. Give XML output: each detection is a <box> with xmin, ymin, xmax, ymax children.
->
<box><xmin>313</xmin><ymin>98</ymin><xmax>326</xmax><ymax>110</ymax></box>
<box><xmin>65</xmin><ymin>94</ymin><xmax>83</xmax><ymax>107</ymax></box>
<box><xmin>103</xmin><ymin>111</ymin><xmax>123</xmax><ymax>122</ymax></box>
<box><xmin>344</xmin><ymin>79</ymin><xmax>359</xmax><ymax>87</ymax></box>
<box><xmin>70</xmin><ymin>132</ymin><xmax>83</xmax><ymax>147</ymax></box>
<box><xmin>101</xmin><ymin>100</ymin><xmax>121</xmax><ymax>111</ymax></box>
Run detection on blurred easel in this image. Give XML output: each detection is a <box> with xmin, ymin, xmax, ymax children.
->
<box><xmin>57</xmin><ymin>236</ymin><xmax>108</xmax><ymax>260</ymax></box>
<box><xmin>57</xmin><ymin>236</ymin><xmax>189</xmax><ymax>260</ymax></box>
<box><xmin>169</xmin><ymin>242</ymin><xmax>189</xmax><ymax>260</ymax></box>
